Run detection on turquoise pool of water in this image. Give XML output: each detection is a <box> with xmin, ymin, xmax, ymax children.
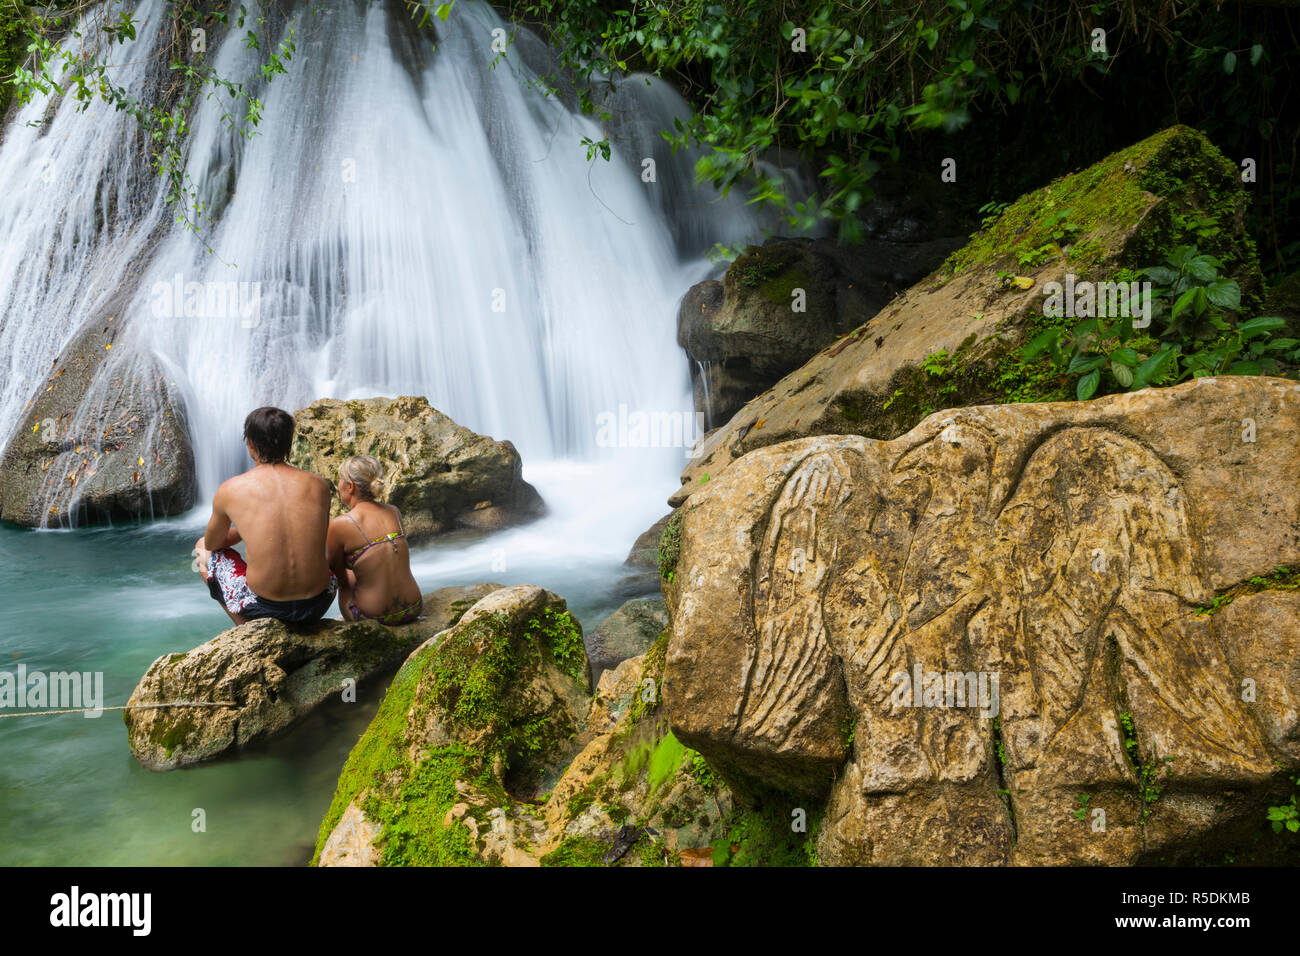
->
<box><xmin>0</xmin><ymin>496</ymin><xmax>643</xmax><ymax>865</ymax></box>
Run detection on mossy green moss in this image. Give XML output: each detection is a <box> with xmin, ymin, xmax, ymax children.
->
<box><xmin>732</xmin><ymin>243</ymin><xmax>799</xmax><ymax>289</ymax></box>
<box><xmin>312</xmin><ymin>643</ymin><xmax>431</xmax><ymax>864</ymax></box>
<box><xmin>1194</xmin><ymin>566</ymin><xmax>1300</xmax><ymax>616</ymax></box>
<box><xmin>150</xmin><ymin>713</ymin><xmax>198</xmax><ymax>758</ymax></box>
<box><xmin>646</xmin><ymin>732</ymin><xmax>688</xmax><ymax>792</ymax></box>
<box><xmin>312</xmin><ymin>605</ymin><xmax>581</xmax><ymax>865</ymax></box>
<box><xmin>540</xmin><ymin>834</ymin><xmax>606</xmax><ymax>867</ymax></box>
<box><xmin>638</xmin><ymin>834</ymin><xmax>681</xmax><ymax>867</ymax></box>
<box><xmin>627</xmin><ymin>629</ymin><xmax>669</xmax><ymax>726</ymax></box>
<box><xmin>940</xmin><ymin>126</ymin><xmax>1259</xmax><ymax>302</ymax></box>
<box><xmin>657</xmin><ymin>510</ymin><xmax>683</xmax><ymax>582</ymax></box>
<box><xmin>524</xmin><ymin>606</ymin><xmax>587</xmax><ymax>687</ymax></box>
<box><xmin>728</xmin><ymin>243</ymin><xmax>817</xmax><ymax>308</ymax></box>
<box><xmin>710</xmin><ymin>788</ymin><xmax>824</xmax><ymax>867</ymax></box>
<box><xmin>363</xmin><ymin>744</ymin><xmax>505</xmax><ymax>867</ymax></box>
<box><xmin>835</xmin><ymin>325</ymin><xmax>1069</xmax><ymax>440</ymax></box>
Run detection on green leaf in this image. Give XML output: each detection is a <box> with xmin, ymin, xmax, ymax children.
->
<box><xmin>1237</xmin><ymin>315</ymin><xmax>1286</xmax><ymax>335</ymax></box>
<box><xmin>1227</xmin><ymin>360</ymin><xmax>1262</xmax><ymax>375</ymax></box>
<box><xmin>1205</xmin><ymin>278</ymin><xmax>1240</xmax><ymax>310</ymax></box>
<box><xmin>1021</xmin><ymin>329</ymin><xmax>1061</xmax><ymax>360</ymax></box>
<box><xmin>1171</xmin><ymin>287</ymin><xmax>1198</xmax><ymax>322</ymax></box>
<box><xmin>1223</xmin><ymin>51</ymin><xmax>1236</xmax><ymax>73</ymax></box>
<box><xmin>1068</xmin><ymin>352</ymin><xmax>1107</xmax><ymax>374</ymax></box>
<box><xmin>1076</xmin><ymin>369</ymin><xmax>1101</xmax><ymax>401</ymax></box>
<box><xmin>1132</xmin><ymin>348</ymin><xmax>1176</xmax><ymax>390</ymax></box>
<box><xmin>1144</xmin><ymin>266</ymin><xmax>1179</xmax><ymax>286</ymax></box>
<box><xmin>1111</xmin><ymin>361</ymin><xmax>1134</xmax><ymax>388</ymax></box>
<box><xmin>1110</xmin><ymin>347</ymin><xmax>1140</xmax><ymax>367</ymax></box>
<box><xmin>1251</xmin><ymin>44</ymin><xmax>1264</xmax><ymax>67</ymax></box>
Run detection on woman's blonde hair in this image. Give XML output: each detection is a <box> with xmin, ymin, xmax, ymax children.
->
<box><xmin>339</xmin><ymin>455</ymin><xmax>385</xmax><ymax>501</ymax></box>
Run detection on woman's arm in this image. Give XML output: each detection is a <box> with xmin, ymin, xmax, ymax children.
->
<box><xmin>326</xmin><ymin>518</ymin><xmax>346</xmax><ymax>581</ymax></box>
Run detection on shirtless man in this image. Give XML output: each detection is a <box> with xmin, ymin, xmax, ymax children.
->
<box><xmin>194</xmin><ymin>407</ymin><xmax>336</xmax><ymax>625</ymax></box>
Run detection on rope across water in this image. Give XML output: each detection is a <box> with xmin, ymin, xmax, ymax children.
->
<box><xmin>0</xmin><ymin>701</ymin><xmax>238</xmax><ymax>719</ymax></box>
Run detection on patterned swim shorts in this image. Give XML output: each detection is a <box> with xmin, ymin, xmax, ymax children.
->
<box><xmin>206</xmin><ymin>547</ymin><xmax>337</xmax><ymax>623</ymax></box>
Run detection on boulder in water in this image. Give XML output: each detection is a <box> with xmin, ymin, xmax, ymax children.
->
<box><xmin>663</xmin><ymin>376</ymin><xmax>1300</xmax><ymax>865</ymax></box>
<box><xmin>124</xmin><ymin>583</ymin><xmax>502</xmax><ymax>771</ymax></box>
<box><xmin>316</xmin><ymin>612</ymin><xmax>737</xmax><ymax>867</ymax></box>
<box><xmin>313</xmin><ymin>585</ymin><xmax>592</xmax><ymax>866</ymax></box>
<box><xmin>587</xmin><ymin>597</ymin><xmax>668</xmax><ymax>684</ymax></box>
<box><xmin>289</xmin><ymin>396</ymin><xmax>542</xmax><ymax>541</ymax></box>
<box><xmin>0</xmin><ymin>309</ymin><xmax>196</xmax><ymax>526</ymax></box>
<box><xmin>678</xmin><ymin>235</ymin><xmax>962</xmax><ymax>426</ymax></box>
<box><xmin>616</xmin><ymin>511</ymin><xmax>673</xmax><ymax>596</ymax></box>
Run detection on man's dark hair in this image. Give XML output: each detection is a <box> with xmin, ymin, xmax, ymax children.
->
<box><xmin>243</xmin><ymin>407</ymin><xmax>294</xmax><ymax>463</ymax></box>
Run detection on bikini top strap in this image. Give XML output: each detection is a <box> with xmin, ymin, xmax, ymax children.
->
<box><xmin>344</xmin><ymin>511</ymin><xmax>367</xmax><ymax>538</ymax></box>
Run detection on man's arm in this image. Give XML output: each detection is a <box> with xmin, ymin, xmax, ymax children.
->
<box><xmin>204</xmin><ymin>486</ymin><xmax>241</xmax><ymax>551</ymax></box>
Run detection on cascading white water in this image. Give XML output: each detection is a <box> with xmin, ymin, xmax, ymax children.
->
<box><xmin>0</xmin><ymin>0</ymin><xmax>172</xmax><ymax>450</ymax></box>
<box><xmin>0</xmin><ymin>0</ymin><xmax>783</xmax><ymax>549</ymax></box>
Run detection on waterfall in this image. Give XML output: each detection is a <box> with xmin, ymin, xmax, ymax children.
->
<box><xmin>0</xmin><ymin>0</ymin><xmax>173</xmax><ymax>455</ymax></box>
<box><xmin>0</xmin><ymin>0</ymin><xmax>778</xmax><ymax>532</ymax></box>
<box><xmin>695</xmin><ymin>359</ymin><xmax>715</xmax><ymax>430</ymax></box>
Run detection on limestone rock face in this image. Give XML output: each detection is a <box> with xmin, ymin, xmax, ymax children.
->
<box><xmin>0</xmin><ymin>311</ymin><xmax>196</xmax><ymax>526</ymax></box>
<box><xmin>669</xmin><ymin>125</ymin><xmax>1259</xmax><ymax>508</ymax></box>
<box><xmin>124</xmin><ymin>583</ymin><xmax>501</xmax><ymax>771</ymax></box>
<box><xmin>662</xmin><ymin>376</ymin><xmax>1300</xmax><ymax>865</ymax></box>
<box><xmin>587</xmin><ymin>597</ymin><xmax>668</xmax><ymax>684</ymax></box>
<box><xmin>289</xmin><ymin>396</ymin><xmax>542</xmax><ymax>540</ymax></box>
<box><xmin>678</xmin><ymin>236</ymin><xmax>959</xmax><ymax>426</ymax></box>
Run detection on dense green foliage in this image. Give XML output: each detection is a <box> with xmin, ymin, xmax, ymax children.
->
<box><xmin>1023</xmin><ymin>246</ymin><xmax>1299</xmax><ymax>402</ymax></box>
<box><xmin>507</xmin><ymin>0</ymin><xmax>1300</xmax><ymax>278</ymax></box>
<box><xmin>7</xmin><ymin>1</ymin><xmax>1298</xmax><ymax>277</ymax></box>
<box><xmin>0</xmin><ymin>0</ymin><xmax>297</xmax><ymax>229</ymax></box>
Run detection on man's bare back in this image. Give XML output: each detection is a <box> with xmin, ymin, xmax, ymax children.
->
<box><xmin>196</xmin><ymin>406</ymin><xmax>337</xmax><ymax>625</ymax></box>
<box><xmin>206</xmin><ymin>464</ymin><xmax>332</xmax><ymax>600</ymax></box>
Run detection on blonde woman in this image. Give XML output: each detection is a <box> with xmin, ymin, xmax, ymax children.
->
<box><xmin>326</xmin><ymin>455</ymin><xmax>424</xmax><ymax>624</ymax></box>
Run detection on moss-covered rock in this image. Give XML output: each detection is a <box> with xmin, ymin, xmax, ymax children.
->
<box><xmin>669</xmin><ymin>125</ymin><xmax>1263</xmax><ymax>508</ymax></box>
<box><xmin>313</xmin><ymin>585</ymin><xmax>591</xmax><ymax>866</ymax></box>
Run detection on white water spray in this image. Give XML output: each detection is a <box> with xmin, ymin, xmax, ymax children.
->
<box><xmin>0</xmin><ymin>0</ymin><xmax>781</xmax><ymax>552</ymax></box>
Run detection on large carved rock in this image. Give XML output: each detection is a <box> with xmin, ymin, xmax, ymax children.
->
<box><xmin>124</xmin><ymin>583</ymin><xmax>501</xmax><ymax>770</ymax></box>
<box><xmin>0</xmin><ymin>309</ymin><xmax>196</xmax><ymax>526</ymax></box>
<box><xmin>669</xmin><ymin>125</ymin><xmax>1261</xmax><ymax>508</ymax></box>
<box><xmin>663</xmin><ymin>376</ymin><xmax>1300</xmax><ymax>865</ymax></box>
<box><xmin>289</xmin><ymin>396</ymin><xmax>543</xmax><ymax>540</ymax></box>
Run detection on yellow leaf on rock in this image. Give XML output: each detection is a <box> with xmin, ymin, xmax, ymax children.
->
<box><xmin>1011</xmin><ymin>276</ymin><xmax>1035</xmax><ymax>290</ymax></box>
